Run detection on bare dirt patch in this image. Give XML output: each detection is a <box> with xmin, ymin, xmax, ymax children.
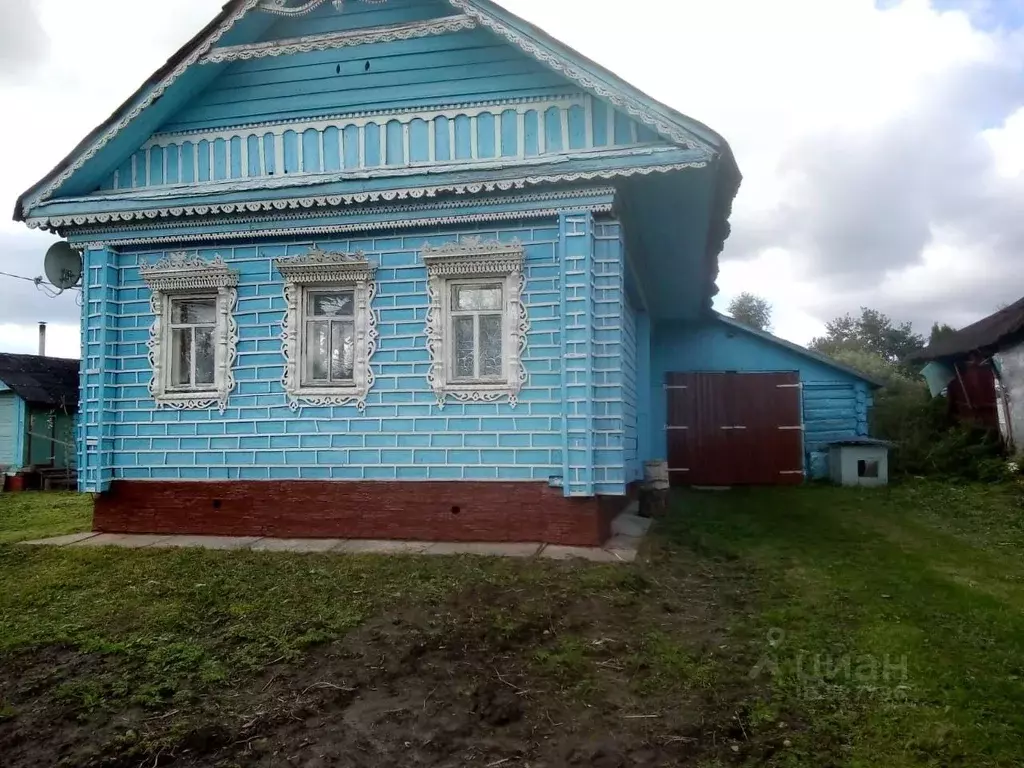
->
<box><xmin>0</xmin><ymin>546</ymin><xmax>797</xmax><ymax>767</ymax></box>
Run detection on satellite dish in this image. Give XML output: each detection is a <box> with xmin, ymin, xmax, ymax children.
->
<box><xmin>43</xmin><ymin>242</ymin><xmax>83</xmax><ymax>290</ymax></box>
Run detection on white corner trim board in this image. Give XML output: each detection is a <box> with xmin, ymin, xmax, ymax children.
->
<box><xmin>275</xmin><ymin>248</ymin><xmax>378</xmax><ymax>411</ymax></box>
<box><xmin>140</xmin><ymin>253</ymin><xmax>239</xmax><ymax>413</ymax></box>
<box><xmin>203</xmin><ymin>16</ymin><xmax>476</xmax><ymax>63</ymax></box>
<box><xmin>423</xmin><ymin>237</ymin><xmax>529</xmax><ymax>408</ymax></box>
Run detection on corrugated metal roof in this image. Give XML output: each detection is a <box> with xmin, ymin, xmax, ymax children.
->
<box><xmin>909</xmin><ymin>296</ymin><xmax>1024</xmax><ymax>363</ymax></box>
<box><xmin>0</xmin><ymin>354</ymin><xmax>79</xmax><ymax>410</ymax></box>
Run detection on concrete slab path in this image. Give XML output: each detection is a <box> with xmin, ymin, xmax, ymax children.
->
<box><xmin>20</xmin><ymin>512</ymin><xmax>650</xmax><ymax>563</ymax></box>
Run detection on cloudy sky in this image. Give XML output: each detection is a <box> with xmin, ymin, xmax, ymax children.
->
<box><xmin>1</xmin><ymin>0</ymin><xmax>1022</xmax><ymax>357</ymax></box>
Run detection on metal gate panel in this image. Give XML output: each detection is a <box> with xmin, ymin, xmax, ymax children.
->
<box><xmin>667</xmin><ymin>372</ymin><xmax>803</xmax><ymax>486</ymax></box>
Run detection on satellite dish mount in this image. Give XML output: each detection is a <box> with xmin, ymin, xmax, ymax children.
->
<box><xmin>43</xmin><ymin>241</ymin><xmax>83</xmax><ymax>293</ymax></box>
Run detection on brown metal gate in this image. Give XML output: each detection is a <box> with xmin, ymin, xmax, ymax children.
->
<box><xmin>667</xmin><ymin>372</ymin><xmax>804</xmax><ymax>486</ymax></box>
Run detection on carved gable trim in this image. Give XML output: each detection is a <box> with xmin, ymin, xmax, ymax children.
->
<box><xmin>205</xmin><ymin>16</ymin><xmax>476</xmax><ymax>63</ymax></box>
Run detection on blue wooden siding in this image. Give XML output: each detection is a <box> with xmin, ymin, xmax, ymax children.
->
<box><xmin>0</xmin><ymin>391</ymin><xmax>20</xmax><ymax>468</ymax></box>
<box><xmin>0</xmin><ymin>391</ymin><xmax>27</xmax><ymax>470</ymax></box>
<box><xmin>651</xmin><ymin>319</ymin><xmax>872</xmax><ymax>474</ymax></box>
<box><xmin>166</xmin><ymin>29</ymin><xmax>573</xmax><ymax>133</ymax></box>
<box><xmin>622</xmin><ymin>296</ymin><xmax>640</xmax><ymax>484</ymax></box>
<box><xmin>104</xmin><ymin>221</ymin><xmax>572</xmax><ymax>484</ymax></box>
<box><xmin>103</xmin><ymin>7</ymin><xmax>660</xmax><ymax>192</ymax></box>
<box><xmin>76</xmin><ymin>212</ymin><xmax>631</xmax><ymax>496</ymax></box>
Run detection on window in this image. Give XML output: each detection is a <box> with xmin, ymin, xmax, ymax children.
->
<box><xmin>140</xmin><ymin>253</ymin><xmax>238</xmax><ymax>412</ymax></box>
<box><xmin>276</xmin><ymin>248</ymin><xmax>377</xmax><ymax>410</ymax></box>
<box><xmin>423</xmin><ymin>238</ymin><xmax>528</xmax><ymax>407</ymax></box>
<box><xmin>303</xmin><ymin>289</ymin><xmax>356</xmax><ymax>386</ymax></box>
<box><xmin>168</xmin><ymin>297</ymin><xmax>217</xmax><ymax>391</ymax></box>
<box><xmin>450</xmin><ymin>282</ymin><xmax>505</xmax><ymax>381</ymax></box>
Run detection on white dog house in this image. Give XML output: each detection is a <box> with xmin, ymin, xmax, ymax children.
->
<box><xmin>829</xmin><ymin>438</ymin><xmax>891</xmax><ymax>488</ymax></box>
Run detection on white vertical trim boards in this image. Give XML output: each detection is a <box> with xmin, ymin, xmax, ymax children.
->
<box><xmin>107</xmin><ymin>96</ymin><xmax>657</xmax><ymax>192</ymax></box>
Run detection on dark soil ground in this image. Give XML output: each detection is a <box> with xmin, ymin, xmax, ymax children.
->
<box><xmin>0</xmin><ymin>543</ymin><xmax>788</xmax><ymax>768</ymax></box>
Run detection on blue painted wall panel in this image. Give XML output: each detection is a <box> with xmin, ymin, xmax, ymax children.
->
<box><xmin>105</xmin><ymin>221</ymin><xmax>575</xmax><ymax>483</ymax></box>
<box><xmin>163</xmin><ymin>27</ymin><xmax>570</xmax><ymax>133</ymax></box>
<box><xmin>0</xmin><ymin>392</ymin><xmax>25</xmax><ymax>469</ymax></box>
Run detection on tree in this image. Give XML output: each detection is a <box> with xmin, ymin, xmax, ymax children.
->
<box><xmin>809</xmin><ymin>307</ymin><xmax>925</xmax><ymax>365</ymax></box>
<box><xmin>727</xmin><ymin>292</ymin><xmax>773</xmax><ymax>332</ymax></box>
<box><xmin>929</xmin><ymin>322</ymin><xmax>958</xmax><ymax>346</ymax></box>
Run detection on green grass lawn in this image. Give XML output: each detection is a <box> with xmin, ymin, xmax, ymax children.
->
<box><xmin>0</xmin><ymin>492</ymin><xmax>91</xmax><ymax>544</ymax></box>
<box><xmin>665</xmin><ymin>481</ymin><xmax>1024</xmax><ymax>767</ymax></box>
<box><xmin>1</xmin><ymin>483</ymin><xmax>1022</xmax><ymax>766</ymax></box>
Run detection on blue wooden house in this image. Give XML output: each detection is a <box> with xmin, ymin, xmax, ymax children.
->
<box><xmin>14</xmin><ymin>0</ymin><xmax>877</xmax><ymax>544</ymax></box>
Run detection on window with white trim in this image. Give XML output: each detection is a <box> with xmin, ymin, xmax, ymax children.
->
<box><xmin>141</xmin><ymin>253</ymin><xmax>238</xmax><ymax>413</ymax></box>
<box><xmin>423</xmin><ymin>238</ymin><xmax>528</xmax><ymax>407</ymax></box>
<box><xmin>168</xmin><ymin>296</ymin><xmax>218</xmax><ymax>390</ymax></box>
<box><xmin>276</xmin><ymin>248</ymin><xmax>377</xmax><ymax>411</ymax></box>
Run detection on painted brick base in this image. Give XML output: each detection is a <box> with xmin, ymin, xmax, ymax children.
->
<box><xmin>94</xmin><ymin>481</ymin><xmax>625</xmax><ymax>547</ymax></box>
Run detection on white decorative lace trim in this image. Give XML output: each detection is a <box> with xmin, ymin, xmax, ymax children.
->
<box><xmin>275</xmin><ymin>248</ymin><xmax>378</xmax><ymax>411</ymax></box>
<box><xmin>23</xmin><ymin>0</ymin><xmax>261</xmax><ymax>214</ymax></box>
<box><xmin>423</xmin><ymin>238</ymin><xmax>528</xmax><ymax>408</ymax></box>
<box><xmin>445</xmin><ymin>0</ymin><xmax>715</xmax><ymax>156</ymax></box>
<box><xmin>148</xmin><ymin>94</ymin><xmax>579</xmax><ymax>140</ymax></box>
<box><xmin>28</xmin><ymin>162</ymin><xmax>701</xmax><ymax>230</ymax></box>
<box><xmin>204</xmin><ymin>16</ymin><xmax>475</xmax><ymax>63</ymax></box>
<box><xmin>140</xmin><ymin>253</ymin><xmax>239</xmax><ymax>413</ymax></box>
<box><xmin>70</xmin><ymin>204</ymin><xmax>613</xmax><ymax>249</ymax></box>
<box><xmin>258</xmin><ymin>0</ymin><xmax>388</xmax><ymax>15</ymax></box>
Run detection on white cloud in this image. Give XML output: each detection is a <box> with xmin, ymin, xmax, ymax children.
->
<box><xmin>985</xmin><ymin>106</ymin><xmax>1024</xmax><ymax>176</ymax></box>
<box><xmin>1</xmin><ymin>0</ymin><xmax>1022</xmax><ymax>355</ymax></box>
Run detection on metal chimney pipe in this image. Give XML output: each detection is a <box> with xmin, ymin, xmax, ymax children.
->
<box><xmin>38</xmin><ymin>322</ymin><xmax>47</xmax><ymax>357</ymax></box>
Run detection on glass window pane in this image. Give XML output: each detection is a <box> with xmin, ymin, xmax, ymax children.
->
<box><xmin>305</xmin><ymin>321</ymin><xmax>330</xmax><ymax>382</ymax></box>
<box><xmin>194</xmin><ymin>327</ymin><xmax>215</xmax><ymax>386</ymax></box>
<box><xmin>171</xmin><ymin>329</ymin><xmax>192</xmax><ymax>387</ymax></box>
<box><xmin>171</xmin><ymin>298</ymin><xmax>216</xmax><ymax>324</ymax></box>
<box><xmin>479</xmin><ymin>314</ymin><xmax>503</xmax><ymax>378</ymax></box>
<box><xmin>331</xmin><ymin>321</ymin><xmax>355</xmax><ymax>381</ymax></box>
<box><xmin>453</xmin><ymin>316</ymin><xmax>475</xmax><ymax>379</ymax></box>
<box><xmin>452</xmin><ymin>284</ymin><xmax>502</xmax><ymax>311</ymax></box>
<box><xmin>310</xmin><ymin>291</ymin><xmax>354</xmax><ymax>318</ymax></box>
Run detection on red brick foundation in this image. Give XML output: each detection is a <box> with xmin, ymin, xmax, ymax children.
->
<box><xmin>94</xmin><ymin>481</ymin><xmax>626</xmax><ymax>547</ymax></box>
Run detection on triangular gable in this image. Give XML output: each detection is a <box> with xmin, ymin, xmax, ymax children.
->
<box><xmin>15</xmin><ymin>0</ymin><xmax>734</xmax><ymax>219</ymax></box>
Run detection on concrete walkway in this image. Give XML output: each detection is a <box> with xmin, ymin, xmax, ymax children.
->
<box><xmin>22</xmin><ymin>513</ymin><xmax>652</xmax><ymax>564</ymax></box>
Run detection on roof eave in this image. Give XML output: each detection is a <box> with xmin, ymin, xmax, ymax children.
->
<box><xmin>714</xmin><ymin>312</ymin><xmax>885</xmax><ymax>388</ymax></box>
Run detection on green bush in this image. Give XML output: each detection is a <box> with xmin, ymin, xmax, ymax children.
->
<box><xmin>871</xmin><ymin>383</ymin><xmax>1008</xmax><ymax>481</ymax></box>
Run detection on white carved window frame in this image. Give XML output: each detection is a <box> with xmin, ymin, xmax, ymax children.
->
<box><xmin>140</xmin><ymin>253</ymin><xmax>239</xmax><ymax>413</ymax></box>
<box><xmin>276</xmin><ymin>248</ymin><xmax>378</xmax><ymax>411</ymax></box>
<box><xmin>423</xmin><ymin>238</ymin><xmax>529</xmax><ymax>408</ymax></box>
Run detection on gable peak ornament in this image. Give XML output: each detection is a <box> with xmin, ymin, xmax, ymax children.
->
<box><xmin>259</xmin><ymin>0</ymin><xmax>389</xmax><ymax>15</ymax></box>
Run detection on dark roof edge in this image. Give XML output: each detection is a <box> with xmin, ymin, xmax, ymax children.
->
<box><xmin>713</xmin><ymin>313</ymin><xmax>886</xmax><ymax>388</ymax></box>
<box><xmin>907</xmin><ymin>296</ymin><xmax>1024</xmax><ymax>363</ymax></box>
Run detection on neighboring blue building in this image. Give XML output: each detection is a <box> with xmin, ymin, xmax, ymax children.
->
<box><xmin>14</xmin><ymin>0</ymin><xmax>875</xmax><ymax>544</ymax></box>
<box><xmin>0</xmin><ymin>354</ymin><xmax>79</xmax><ymax>479</ymax></box>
